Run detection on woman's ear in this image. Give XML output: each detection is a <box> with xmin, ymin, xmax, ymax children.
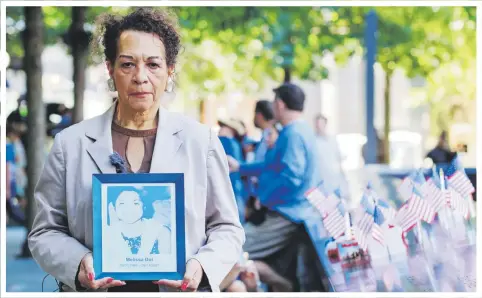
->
<box><xmin>106</xmin><ymin>61</ymin><xmax>115</xmax><ymax>78</ymax></box>
<box><xmin>167</xmin><ymin>66</ymin><xmax>175</xmax><ymax>77</ymax></box>
<box><xmin>165</xmin><ymin>66</ymin><xmax>176</xmax><ymax>93</ymax></box>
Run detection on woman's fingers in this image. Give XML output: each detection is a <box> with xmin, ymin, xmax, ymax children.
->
<box><xmin>84</xmin><ymin>277</ymin><xmax>125</xmax><ymax>290</ymax></box>
<box><xmin>98</xmin><ymin>278</ymin><xmax>126</xmax><ymax>289</ymax></box>
<box><xmin>78</xmin><ymin>254</ymin><xmax>126</xmax><ymax>290</ymax></box>
<box><xmin>153</xmin><ymin>259</ymin><xmax>203</xmax><ymax>291</ymax></box>
<box><xmin>152</xmin><ymin>279</ymin><xmax>199</xmax><ymax>292</ymax></box>
<box><xmin>183</xmin><ymin>274</ymin><xmax>201</xmax><ymax>292</ymax></box>
<box><xmin>153</xmin><ymin>279</ymin><xmax>182</xmax><ymax>288</ymax></box>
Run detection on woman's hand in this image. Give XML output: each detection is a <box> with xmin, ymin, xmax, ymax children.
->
<box><xmin>77</xmin><ymin>253</ymin><xmax>125</xmax><ymax>290</ymax></box>
<box><xmin>154</xmin><ymin>259</ymin><xmax>204</xmax><ymax>291</ymax></box>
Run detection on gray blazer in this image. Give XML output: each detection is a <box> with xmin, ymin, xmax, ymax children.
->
<box><xmin>28</xmin><ymin>103</ymin><xmax>245</xmax><ymax>292</ymax></box>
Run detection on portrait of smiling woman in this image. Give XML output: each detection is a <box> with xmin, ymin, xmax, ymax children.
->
<box><xmin>28</xmin><ymin>7</ymin><xmax>245</xmax><ymax>293</ymax></box>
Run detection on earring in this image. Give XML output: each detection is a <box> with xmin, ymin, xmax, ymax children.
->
<box><xmin>165</xmin><ymin>76</ymin><xmax>174</xmax><ymax>93</ymax></box>
<box><xmin>108</xmin><ymin>78</ymin><xmax>116</xmax><ymax>92</ymax></box>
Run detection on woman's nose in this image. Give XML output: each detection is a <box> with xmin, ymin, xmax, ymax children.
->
<box><xmin>133</xmin><ymin>66</ymin><xmax>149</xmax><ymax>84</ymax></box>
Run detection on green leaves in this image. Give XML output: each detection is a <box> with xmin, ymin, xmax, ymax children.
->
<box><xmin>6</xmin><ymin>6</ymin><xmax>475</xmax><ymax>111</ymax></box>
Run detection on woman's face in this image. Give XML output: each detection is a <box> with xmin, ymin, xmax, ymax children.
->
<box><xmin>107</xmin><ymin>30</ymin><xmax>173</xmax><ymax>113</ymax></box>
<box><xmin>116</xmin><ymin>191</ymin><xmax>143</xmax><ymax>224</ymax></box>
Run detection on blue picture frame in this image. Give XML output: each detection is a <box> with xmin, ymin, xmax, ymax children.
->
<box><xmin>92</xmin><ymin>173</ymin><xmax>185</xmax><ymax>281</ymax></box>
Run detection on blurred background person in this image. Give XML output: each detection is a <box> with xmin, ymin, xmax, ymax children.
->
<box><xmin>426</xmin><ymin>131</ymin><xmax>456</xmax><ymax>165</ymax></box>
<box><xmin>242</xmin><ymin>138</ymin><xmax>258</xmax><ymax>163</ymax></box>
<box><xmin>362</xmin><ymin>129</ymin><xmax>386</xmax><ymax>164</ymax></box>
<box><xmin>7</xmin><ymin>122</ymin><xmax>27</xmax><ymax>205</ymax></box>
<box><xmin>6</xmin><ymin>124</ymin><xmax>27</xmax><ymax>227</ymax></box>
<box><xmin>244</xmin><ymin>101</ymin><xmax>278</xmax><ymax>226</ymax></box>
<box><xmin>47</xmin><ymin>103</ymin><xmax>73</xmax><ymax>137</ymax></box>
<box><xmin>313</xmin><ymin>114</ymin><xmax>349</xmax><ymax>197</ymax></box>
<box><xmin>253</xmin><ymin>100</ymin><xmax>276</xmax><ymax>162</ymax></box>
<box><xmin>7</xmin><ymin>94</ymin><xmax>29</xmax><ymax>152</ymax></box>
<box><xmin>218</xmin><ymin>118</ymin><xmax>247</xmax><ymax>223</ymax></box>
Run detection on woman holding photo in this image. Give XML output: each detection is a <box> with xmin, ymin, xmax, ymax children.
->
<box><xmin>28</xmin><ymin>7</ymin><xmax>244</xmax><ymax>293</ymax></box>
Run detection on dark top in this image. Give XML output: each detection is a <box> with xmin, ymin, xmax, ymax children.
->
<box><xmin>426</xmin><ymin>146</ymin><xmax>456</xmax><ymax>164</ymax></box>
<box><xmin>111</xmin><ymin>121</ymin><xmax>157</xmax><ymax>173</ymax></box>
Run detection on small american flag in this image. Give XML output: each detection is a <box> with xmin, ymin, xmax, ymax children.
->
<box><xmin>411</xmin><ymin>169</ymin><xmax>426</xmax><ymax>184</ymax></box>
<box><xmin>366</xmin><ymin>183</ymin><xmax>381</xmax><ymax>200</ymax></box>
<box><xmin>425</xmin><ymin>178</ymin><xmax>446</xmax><ymax>212</ymax></box>
<box><xmin>306</xmin><ymin>187</ymin><xmax>325</xmax><ymax>213</ymax></box>
<box><xmin>446</xmin><ymin>186</ymin><xmax>470</xmax><ymax>220</ymax></box>
<box><xmin>412</xmin><ymin>187</ymin><xmax>436</xmax><ymax>224</ymax></box>
<box><xmin>306</xmin><ymin>185</ymin><xmax>328</xmax><ymax>216</ymax></box>
<box><xmin>411</xmin><ymin>170</ymin><xmax>429</xmax><ymax>195</ymax></box>
<box><xmin>393</xmin><ymin>190</ymin><xmax>435</xmax><ymax>232</ymax></box>
<box><xmin>353</xmin><ymin>207</ymin><xmax>374</xmax><ymax>250</ymax></box>
<box><xmin>398</xmin><ymin>177</ymin><xmax>414</xmax><ymax>201</ymax></box>
<box><xmin>323</xmin><ymin>203</ymin><xmax>346</xmax><ymax>239</ymax></box>
<box><xmin>446</xmin><ymin>157</ymin><xmax>475</xmax><ymax>198</ymax></box>
<box><xmin>373</xmin><ymin>196</ymin><xmax>396</xmax><ymax>227</ymax></box>
<box><xmin>380</xmin><ymin>206</ymin><xmax>396</xmax><ymax>226</ymax></box>
<box><xmin>372</xmin><ymin>207</ymin><xmax>385</xmax><ymax>245</ymax></box>
<box><xmin>325</xmin><ymin>193</ymin><xmax>342</xmax><ymax>214</ymax></box>
<box><xmin>393</xmin><ymin>202</ymin><xmax>418</xmax><ymax>232</ymax></box>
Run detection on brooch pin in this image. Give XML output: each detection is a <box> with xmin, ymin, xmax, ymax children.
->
<box><xmin>109</xmin><ymin>152</ymin><xmax>129</xmax><ymax>174</ymax></box>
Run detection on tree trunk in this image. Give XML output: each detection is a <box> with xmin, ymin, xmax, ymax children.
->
<box><xmin>383</xmin><ymin>71</ymin><xmax>391</xmax><ymax>164</ymax></box>
<box><xmin>71</xmin><ymin>7</ymin><xmax>87</xmax><ymax>123</ymax></box>
<box><xmin>199</xmin><ymin>99</ymin><xmax>206</xmax><ymax>123</ymax></box>
<box><xmin>283</xmin><ymin>67</ymin><xmax>291</xmax><ymax>83</ymax></box>
<box><xmin>21</xmin><ymin>7</ymin><xmax>45</xmax><ymax>258</ymax></box>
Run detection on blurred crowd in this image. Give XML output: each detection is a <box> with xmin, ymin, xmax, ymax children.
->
<box><xmin>5</xmin><ymin>94</ymin><xmax>72</xmax><ymax>227</ymax></box>
<box><xmin>211</xmin><ymin>83</ymin><xmax>351</xmax><ymax>292</ymax></box>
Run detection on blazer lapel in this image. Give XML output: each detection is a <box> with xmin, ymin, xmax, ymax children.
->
<box><xmin>150</xmin><ymin>107</ymin><xmax>183</xmax><ymax>173</ymax></box>
<box><xmin>86</xmin><ymin>104</ymin><xmax>117</xmax><ymax>174</ymax></box>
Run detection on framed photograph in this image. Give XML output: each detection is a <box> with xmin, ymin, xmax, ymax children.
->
<box><xmin>92</xmin><ymin>173</ymin><xmax>185</xmax><ymax>281</ymax></box>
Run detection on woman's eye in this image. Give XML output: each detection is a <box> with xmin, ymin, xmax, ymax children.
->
<box><xmin>148</xmin><ymin>63</ymin><xmax>160</xmax><ymax>69</ymax></box>
<box><xmin>121</xmin><ymin>62</ymin><xmax>134</xmax><ymax>68</ymax></box>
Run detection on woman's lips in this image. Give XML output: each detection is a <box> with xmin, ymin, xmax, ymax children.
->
<box><xmin>130</xmin><ymin>92</ymin><xmax>151</xmax><ymax>98</ymax></box>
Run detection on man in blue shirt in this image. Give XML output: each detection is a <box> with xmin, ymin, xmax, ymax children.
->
<box><xmin>228</xmin><ymin>83</ymin><xmax>326</xmax><ymax>292</ymax></box>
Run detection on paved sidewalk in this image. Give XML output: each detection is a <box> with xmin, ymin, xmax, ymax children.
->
<box><xmin>6</xmin><ymin>226</ymin><xmax>58</xmax><ymax>292</ymax></box>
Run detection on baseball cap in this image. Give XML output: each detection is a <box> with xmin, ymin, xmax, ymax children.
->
<box><xmin>273</xmin><ymin>83</ymin><xmax>305</xmax><ymax>112</ymax></box>
<box><xmin>218</xmin><ymin>117</ymin><xmax>246</xmax><ymax>136</ymax></box>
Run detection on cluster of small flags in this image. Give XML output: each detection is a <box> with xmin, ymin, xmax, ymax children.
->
<box><xmin>305</xmin><ymin>155</ymin><xmax>475</xmax><ymax>252</ymax></box>
<box><xmin>306</xmin><ymin>182</ymin><xmax>346</xmax><ymax>240</ymax></box>
<box><xmin>354</xmin><ymin>186</ymin><xmax>396</xmax><ymax>250</ymax></box>
<box><xmin>306</xmin><ymin>181</ymin><xmax>396</xmax><ymax>250</ymax></box>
